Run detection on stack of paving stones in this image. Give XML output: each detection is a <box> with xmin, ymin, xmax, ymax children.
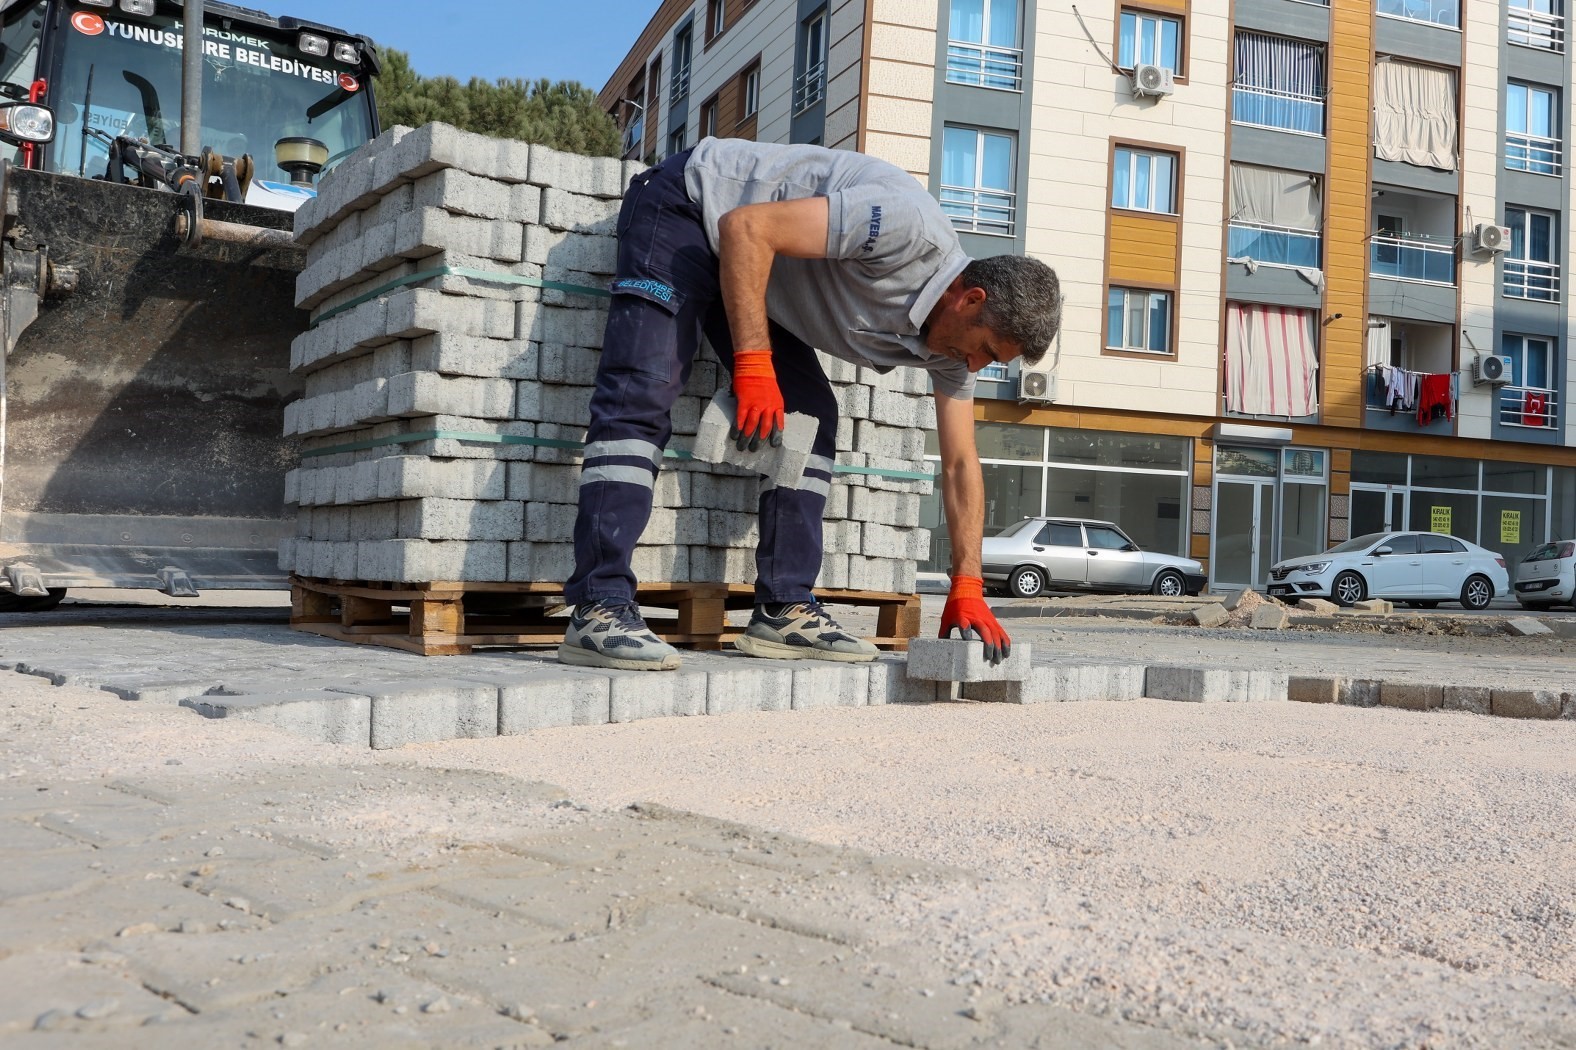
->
<box><xmin>277</xmin><ymin>122</ymin><xmax>932</xmax><ymax>594</ymax></box>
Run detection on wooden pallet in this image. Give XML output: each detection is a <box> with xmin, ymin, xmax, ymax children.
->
<box><xmin>290</xmin><ymin>576</ymin><xmax>921</xmax><ymax>657</ymax></box>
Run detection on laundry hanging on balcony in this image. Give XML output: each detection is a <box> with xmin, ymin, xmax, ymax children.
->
<box><xmin>1225</xmin><ymin>303</ymin><xmax>1319</xmax><ymax>416</ymax></box>
<box><xmin>1367</xmin><ymin>364</ymin><xmax>1457</xmax><ymax>424</ymax></box>
<box><xmin>1372</xmin><ymin>59</ymin><xmax>1457</xmax><ymax>170</ymax></box>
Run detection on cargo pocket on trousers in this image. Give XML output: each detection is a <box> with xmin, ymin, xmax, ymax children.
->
<box><xmin>600</xmin><ymin>277</ymin><xmax>686</xmax><ymax>382</ymax></box>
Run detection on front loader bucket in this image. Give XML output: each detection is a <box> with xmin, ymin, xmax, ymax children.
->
<box><xmin>0</xmin><ymin>165</ymin><xmax>304</xmax><ymax>595</ymax></box>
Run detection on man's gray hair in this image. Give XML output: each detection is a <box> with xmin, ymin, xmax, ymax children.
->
<box><xmin>960</xmin><ymin>255</ymin><xmax>1061</xmax><ymax>366</ymax></box>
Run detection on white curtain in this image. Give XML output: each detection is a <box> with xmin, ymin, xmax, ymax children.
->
<box><xmin>1225</xmin><ymin>303</ymin><xmax>1319</xmax><ymax>416</ymax></box>
<box><xmin>1372</xmin><ymin>60</ymin><xmax>1457</xmax><ymax>170</ymax></box>
<box><xmin>1366</xmin><ymin>318</ymin><xmax>1391</xmax><ymax>370</ymax></box>
<box><xmin>1229</xmin><ymin>165</ymin><xmax>1322</xmax><ymax>229</ymax></box>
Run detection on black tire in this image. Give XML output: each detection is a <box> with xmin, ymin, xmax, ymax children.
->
<box><xmin>1151</xmin><ymin>569</ymin><xmax>1185</xmax><ymax>597</ymax></box>
<box><xmin>0</xmin><ymin>588</ymin><xmax>66</xmax><ymax>613</ymax></box>
<box><xmin>1459</xmin><ymin>575</ymin><xmax>1494</xmax><ymax>610</ymax></box>
<box><xmin>1403</xmin><ymin>600</ymin><xmax>1440</xmax><ymax>609</ymax></box>
<box><xmin>1332</xmin><ymin>571</ymin><xmax>1367</xmax><ymax>607</ymax></box>
<box><xmin>1008</xmin><ymin>565</ymin><xmax>1046</xmax><ymax>599</ymax></box>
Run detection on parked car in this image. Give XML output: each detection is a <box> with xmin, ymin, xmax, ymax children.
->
<box><xmin>1514</xmin><ymin>539</ymin><xmax>1575</xmax><ymax>609</ymax></box>
<box><xmin>981</xmin><ymin>517</ymin><xmax>1206</xmax><ymax>599</ymax></box>
<box><xmin>1266</xmin><ymin>531</ymin><xmax>1509</xmax><ymax>609</ymax></box>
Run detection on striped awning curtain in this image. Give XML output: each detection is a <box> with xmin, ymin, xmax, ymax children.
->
<box><xmin>1225</xmin><ymin>303</ymin><xmax>1319</xmax><ymax>416</ymax></box>
<box><xmin>1234</xmin><ymin>31</ymin><xmax>1323</xmax><ymax>94</ymax></box>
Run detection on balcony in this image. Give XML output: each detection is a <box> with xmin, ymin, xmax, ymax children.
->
<box><xmin>1370</xmin><ymin>235</ymin><xmax>1455</xmax><ymax>284</ymax></box>
<box><xmin>670</xmin><ymin>63</ymin><xmax>691</xmax><ymax>103</ymax></box>
<box><xmin>621</xmin><ymin>117</ymin><xmax>644</xmax><ymax>158</ymax></box>
<box><xmin>1505</xmin><ymin>258</ymin><xmax>1561</xmax><ymax>300</ymax></box>
<box><xmin>793</xmin><ymin>61</ymin><xmax>826</xmax><ymax>114</ymax></box>
<box><xmin>1228</xmin><ymin>222</ymin><xmax>1321</xmax><ymax>268</ymax></box>
<box><xmin>1506</xmin><ymin>131</ymin><xmax>1562</xmax><ymax>176</ymax></box>
<box><xmin>1376</xmin><ymin>0</ymin><xmax>1459</xmax><ymax>27</ymax></box>
<box><xmin>940</xmin><ymin>185</ymin><xmax>1016</xmax><ymax>236</ymax></box>
<box><xmin>945</xmin><ymin>41</ymin><xmax>1025</xmax><ymax>91</ymax></box>
<box><xmin>1232</xmin><ymin>84</ymin><xmax>1325</xmax><ymax>136</ymax></box>
<box><xmin>1498</xmin><ymin>385</ymin><xmax>1559</xmax><ymax>429</ymax></box>
<box><xmin>1508</xmin><ymin>6</ymin><xmax>1564</xmax><ymax>50</ymax></box>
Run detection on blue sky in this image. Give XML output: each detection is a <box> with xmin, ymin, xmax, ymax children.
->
<box><xmin>305</xmin><ymin>1</ymin><xmax>657</xmax><ymax>92</ymax></box>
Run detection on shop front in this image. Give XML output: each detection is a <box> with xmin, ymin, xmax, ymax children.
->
<box><xmin>1209</xmin><ymin>444</ymin><xmax>1329</xmax><ymax>591</ymax></box>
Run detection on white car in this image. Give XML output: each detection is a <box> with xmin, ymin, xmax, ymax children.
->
<box><xmin>1514</xmin><ymin>540</ymin><xmax>1575</xmax><ymax>609</ymax></box>
<box><xmin>1266</xmin><ymin>531</ymin><xmax>1510</xmax><ymax>610</ymax></box>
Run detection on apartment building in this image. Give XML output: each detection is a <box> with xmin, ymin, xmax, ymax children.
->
<box><xmin>600</xmin><ymin>0</ymin><xmax>1576</xmax><ymax>590</ymax></box>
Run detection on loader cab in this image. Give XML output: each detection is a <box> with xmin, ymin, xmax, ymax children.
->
<box><xmin>0</xmin><ymin>0</ymin><xmax>378</xmax><ymax>205</ymax></box>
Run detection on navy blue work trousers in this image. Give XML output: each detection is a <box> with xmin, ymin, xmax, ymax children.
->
<box><xmin>563</xmin><ymin>150</ymin><xmax>839</xmax><ymax>606</ymax></box>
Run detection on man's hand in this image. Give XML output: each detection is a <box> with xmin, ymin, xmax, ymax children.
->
<box><xmin>939</xmin><ymin>574</ymin><xmax>1011</xmax><ymax>665</ymax></box>
<box><xmin>730</xmin><ymin>349</ymin><xmax>785</xmax><ymax>451</ymax></box>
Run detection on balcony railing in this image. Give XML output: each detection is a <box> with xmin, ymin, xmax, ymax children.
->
<box><xmin>1370</xmin><ymin>236</ymin><xmax>1456</xmax><ymax>284</ymax></box>
<box><xmin>1504</xmin><ymin>257</ymin><xmax>1561</xmax><ymax>300</ymax></box>
<box><xmin>1231</xmin><ymin>84</ymin><xmax>1325</xmax><ymax>136</ymax></box>
<box><xmin>670</xmin><ymin>63</ymin><xmax>691</xmax><ymax>102</ymax></box>
<box><xmin>1228</xmin><ymin>222</ymin><xmax>1322</xmax><ymax>268</ymax></box>
<box><xmin>1365</xmin><ymin>373</ymin><xmax>1457</xmax><ymax>424</ymax></box>
<box><xmin>940</xmin><ymin>185</ymin><xmax>1016</xmax><ymax>236</ymax></box>
<box><xmin>1376</xmin><ymin>0</ymin><xmax>1460</xmax><ymax>27</ymax></box>
<box><xmin>793</xmin><ymin>61</ymin><xmax>826</xmax><ymax>114</ymax></box>
<box><xmin>1499</xmin><ymin>384</ymin><xmax>1559</xmax><ymax>429</ymax></box>
<box><xmin>1506</xmin><ymin>131</ymin><xmax>1563</xmax><ymax>176</ymax></box>
<box><xmin>946</xmin><ymin>40</ymin><xmax>1025</xmax><ymax>90</ymax></box>
<box><xmin>621</xmin><ymin>118</ymin><xmax>644</xmax><ymax>158</ymax></box>
<box><xmin>1508</xmin><ymin>6</ymin><xmax>1564</xmax><ymax>50</ymax></box>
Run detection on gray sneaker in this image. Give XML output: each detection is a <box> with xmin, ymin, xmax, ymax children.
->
<box><xmin>734</xmin><ymin>600</ymin><xmax>879</xmax><ymax>663</ymax></box>
<box><xmin>558</xmin><ymin>599</ymin><xmax>681</xmax><ymax>671</ymax></box>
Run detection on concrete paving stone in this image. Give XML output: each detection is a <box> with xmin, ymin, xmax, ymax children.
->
<box><xmin>97</xmin><ymin>675</ymin><xmax>225</xmax><ymax>704</ymax></box>
<box><xmin>385</xmin><ymin>370</ymin><xmax>516</xmax><ymax>420</ymax></box>
<box><xmin>181</xmin><ymin>692</ymin><xmax>373</xmax><ymax>746</ymax></box>
<box><xmin>395</xmin><ymin>497</ymin><xmax>524</xmax><ymax>541</ymax></box>
<box><xmin>1380</xmin><ymin>682</ymin><xmax>1444</xmax><ymax>711</ymax></box>
<box><xmin>1222</xmin><ymin>588</ymin><xmax>1254</xmax><ymax>612</ymax></box>
<box><xmin>865</xmin><ymin>655</ymin><xmax>951</xmax><ymax>704</ymax></box>
<box><xmin>411</xmin><ymin>165</ymin><xmax>515</xmax><ymax>220</ymax></box>
<box><xmin>324</xmin><ymin>680</ymin><xmax>498</xmax><ymax>749</ymax></box>
<box><xmin>536</xmin><ymin>342</ymin><xmax>602</xmax><ymax>386</ymax></box>
<box><xmin>964</xmin><ymin>663</ymin><xmax>1145</xmax><ymax>704</ymax></box>
<box><xmin>689</xmin><ymin>390</ymin><xmax>817</xmax><ymax>486</ymax></box>
<box><xmin>1339</xmin><ymin>678</ymin><xmax>1383</xmax><ymax>707</ymax></box>
<box><xmin>1297</xmin><ymin>597</ymin><xmax>1340</xmax><ymax>614</ymax></box>
<box><xmin>1287</xmin><ymin>675</ymin><xmax>1341</xmax><ymax>704</ymax></box>
<box><xmin>0</xmin><ymin>950</ymin><xmax>178</xmax><ymax>1035</ymax></box>
<box><xmin>1491</xmin><ymin>688</ymin><xmax>1562</xmax><ymax>719</ymax></box>
<box><xmin>0</xmin><ymin>873</ymin><xmax>267</xmax><ymax>955</ymax></box>
<box><xmin>608</xmin><ymin>668</ymin><xmax>708</xmax><ymax>722</ymax></box>
<box><xmin>538</xmin><ymin>187</ymin><xmax>620</xmax><ymax>234</ymax></box>
<box><xmin>1442</xmin><ymin>684</ymin><xmax>1493</xmax><ymax>715</ymax></box>
<box><xmin>0</xmin><ymin>843</ymin><xmax>107</xmax><ymax>903</ymax></box>
<box><xmin>905</xmin><ymin>638</ymin><xmax>1033</xmax><ymax>683</ymax></box>
<box><xmin>790</xmin><ymin>662</ymin><xmax>872</xmax><ymax>709</ymax></box>
<box><xmin>703</xmin><ymin>658</ymin><xmax>795</xmax><ymax>715</ymax></box>
<box><xmin>1250</xmin><ymin>604</ymin><xmax>1291</xmax><ymax>629</ymax></box>
<box><xmin>462</xmin><ymin>668</ymin><xmax>613</xmax><ymax>733</ymax></box>
<box><xmin>357</xmin><ymin>538</ymin><xmax>508</xmax><ymax>583</ymax></box>
<box><xmin>1144</xmin><ymin>665</ymin><xmax>1289</xmax><ymax>703</ymax></box>
<box><xmin>519</xmin><ymin>299</ymin><xmax>607</xmax><ymax>347</ymax></box>
<box><xmin>1190</xmin><ymin>603</ymin><xmax>1230</xmax><ymax>628</ymax></box>
<box><xmin>1505</xmin><ymin>616</ymin><xmax>1554</xmax><ymax>637</ymax></box>
<box><xmin>409</xmin><ymin>331</ymin><xmax>537</xmax><ymax>379</ymax></box>
<box><xmin>507</xmin><ymin>540</ymin><xmax>578</xmax><ymax>584</ymax></box>
<box><xmin>1352</xmin><ymin>599</ymin><xmax>1394</xmax><ymax>614</ymax></box>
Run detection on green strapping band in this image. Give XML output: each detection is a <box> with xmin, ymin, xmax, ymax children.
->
<box><xmin>300</xmin><ymin>429</ymin><xmax>935</xmax><ymax>481</ymax></box>
<box><xmin>310</xmin><ymin>265</ymin><xmax>611</xmax><ymax>328</ymax></box>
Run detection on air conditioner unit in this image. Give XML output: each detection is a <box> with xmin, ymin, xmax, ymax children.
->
<box><xmin>1472</xmin><ymin>223</ymin><xmax>1511</xmax><ymax>253</ymax></box>
<box><xmin>1019</xmin><ymin>371</ymin><xmax>1057</xmax><ymax>403</ymax></box>
<box><xmin>1472</xmin><ymin>354</ymin><xmax>1513</xmax><ymax>385</ymax></box>
<box><xmin>1130</xmin><ymin>63</ymin><xmax>1175</xmax><ymax>99</ymax></box>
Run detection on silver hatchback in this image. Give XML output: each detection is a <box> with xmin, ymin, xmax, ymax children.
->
<box><xmin>1515</xmin><ymin>540</ymin><xmax>1575</xmax><ymax>609</ymax></box>
<box><xmin>981</xmin><ymin>517</ymin><xmax>1207</xmax><ymax>599</ymax></box>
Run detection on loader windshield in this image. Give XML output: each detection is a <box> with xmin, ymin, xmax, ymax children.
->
<box><xmin>44</xmin><ymin>6</ymin><xmax>375</xmax><ymax>185</ymax></box>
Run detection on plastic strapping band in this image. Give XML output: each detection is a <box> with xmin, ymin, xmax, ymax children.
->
<box><xmin>309</xmin><ymin>266</ymin><xmax>611</xmax><ymax>328</ymax></box>
<box><xmin>299</xmin><ymin>430</ymin><xmax>935</xmax><ymax>481</ymax></box>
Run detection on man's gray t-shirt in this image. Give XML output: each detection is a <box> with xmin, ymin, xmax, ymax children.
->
<box><xmin>683</xmin><ymin>137</ymin><xmax>975</xmax><ymax>400</ymax></box>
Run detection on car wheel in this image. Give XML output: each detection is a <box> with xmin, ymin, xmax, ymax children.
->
<box><xmin>1151</xmin><ymin>569</ymin><xmax>1185</xmax><ymax>597</ymax></box>
<box><xmin>1008</xmin><ymin>565</ymin><xmax>1046</xmax><ymax>599</ymax></box>
<box><xmin>0</xmin><ymin>588</ymin><xmax>66</xmax><ymax>613</ymax></box>
<box><xmin>1459</xmin><ymin>575</ymin><xmax>1494</xmax><ymax>611</ymax></box>
<box><xmin>1331</xmin><ymin>571</ymin><xmax>1367</xmax><ymax>607</ymax></box>
<box><xmin>1403</xmin><ymin>600</ymin><xmax>1440</xmax><ymax>609</ymax></box>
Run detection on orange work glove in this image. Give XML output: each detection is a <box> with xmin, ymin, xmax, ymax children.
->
<box><xmin>939</xmin><ymin>574</ymin><xmax>1011</xmax><ymax>665</ymax></box>
<box><xmin>729</xmin><ymin>349</ymin><xmax>785</xmax><ymax>452</ymax></box>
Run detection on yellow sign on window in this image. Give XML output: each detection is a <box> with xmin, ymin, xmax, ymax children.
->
<box><xmin>1430</xmin><ymin>506</ymin><xmax>1451</xmax><ymax>533</ymax></box>
<box><xmin>1502</xmin><ymin>510</ymin><xmax>1521</xmax><ymax>545</ymax></box>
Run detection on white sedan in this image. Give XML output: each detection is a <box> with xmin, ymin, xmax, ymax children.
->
<box><xmin>1266</xmin><ymin>531</ymin><xmax>1510</xmax><ymax>609</ymax></box>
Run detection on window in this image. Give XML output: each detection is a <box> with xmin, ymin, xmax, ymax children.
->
<box><xmin>700</xmin><ymin>97</ymin><xmax>718</xmax><ymax>139</ymax></box>
<box><xmin>1383</xmin><ymin>534</ymin><xmax>1422</xmax><ymax>555</ymax></box>
<box><xmin>1111</xmin><ymin>146</ymin><xmax>1177</xmax><ymax>213</ymax></box>
<box><xmin>948</xmin><ymin>0</ymin><xmax>1023</xmax><ymax>89</ymax></box>
<box><xmin>620</xmin><ymin>89</ymin><xmax>645</xmax><ymax>158</ymax></box>
<box><xmin>1376</xmin><ymin>0</ymin><xmax>1458</xmax><ymax>28</ymax></box>
<box><xmin>940</xmin><ymin>126</ymin><xmax>1016</xmax><ymax>235</ymax></box>
<box><xmin>1106</xmin><ymin>287</ymin><xmax>1172</xmax><ymax>354</ymax></box>
<box><xmin>794</xmin><ymin>8</ymin><xmax>827</xmax><ymax>113</ymax></box>
<box><xmin>1085</xmin><ymin>525</ymin><xmax>1133</xmax><ymax>550</ymax></box>
<box><xmin>648</xmin><ymin>56</ymin><xmax>662</xmax><ymax>116</ymax></box>
<box><xmin>1506</xmin><ymin>82</ymin><xmax>1561</xmax><ymax>175</ymax></box>
<box><xmin>1036</xmin><ymin>522</ymin><xmax>1083</xmax><ymax>547</ymax></box>
<box><xmin>1223</xmin><ymin>303</ymin><xmax>1319</xmax><ymax>415</ymax></box>
<box><xmin>668</xmin><ymin>127</ymin><xmax>686</xmax><ymax>156</ymax></box>
<box><xmin>707</xmin><ymin>0</ymin><xmax>725</xmax><ymax>41</ymax></box>
<box><xmin>1500</xmin><ymin>334</ymin><xmax>1558</xmax><ymax>429</ymax></box>
<box><xmin>1508</xmin><ymin>0</ymin><xmax>1564</xmax><ymax>51</ymax></box>
<box><xmin>742</xmin><ymin>63</ymin><xmax>760</xmax><ymax>119</ymax></box>
<box><xmin>1233</xmin><ymin>31</ymin><xmax>1325</xmax><ymax>135</ymax></box>
<box><xmin>1504</xmin><ymin>207</ymin><xmax>1560</xmax><ymax>300</ymax></box>
<box><xmin>1372</xmin><ymin>60</ymin><xmax>1457</xmax><ymax>170</ymax></box>
<box><xmin>671</xmin><ymin>23</ymin><xmax>693</xmax><ymax>103</ymax></box>
<box><xmin>1119</xmin><ymin>9</ymin><xmax>1182</xmax><ymax>73</ymax></box>
<box><xmin>1227</xmin><ymin>163</ymin><xmax>1321</xmax><ymax>267</ymax></box>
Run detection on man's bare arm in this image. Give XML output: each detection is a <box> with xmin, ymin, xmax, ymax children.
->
<box><xmin>716</xmin><ymin>197</ymin><xmax>829</xmax><ymax>351</ymax></box>
<box><xmin>933</xmin><ymin>391</ymin><xmax>984</xmax><ymax>578</ymax></box>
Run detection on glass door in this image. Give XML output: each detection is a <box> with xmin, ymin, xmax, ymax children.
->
<box><xmin>1213</xmin><ymin>479</ymin><xmax>1275</xmax><ymax>589</ymax></box>
<box><xmin>1350</xmin><ymin>484</ymin><xmax>1405</xmax><ymax>536</ymax></box>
